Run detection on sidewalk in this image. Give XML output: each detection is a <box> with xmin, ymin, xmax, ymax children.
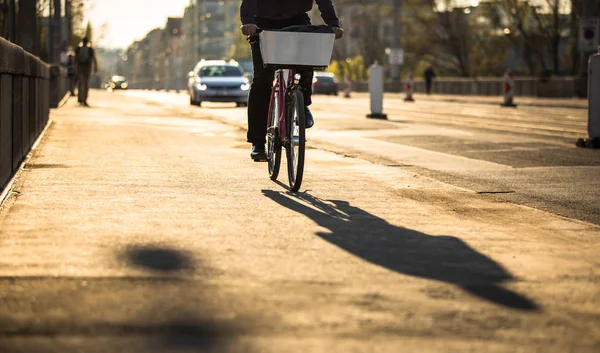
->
<box><xmin>376</xmin><ymin>93</ymin><xmax>588</xmax><ymax>109</ymax></box>
<box><xmin>0</xmin><ymin>92</ymin><xmax>599</xmax><ymax>352</ymax></box>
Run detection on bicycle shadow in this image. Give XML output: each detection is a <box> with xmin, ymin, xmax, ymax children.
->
<box><xmin>262</xmin><ymin>190</ymin><xmax>539</xmax><ymax>311</ymax></box>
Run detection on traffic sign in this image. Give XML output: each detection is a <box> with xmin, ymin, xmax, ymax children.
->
<box><xmin>579</xmin><ymin>18</ymin><xmax>599</xmax><ymax>52</ymax></box>
<box><xmin>388</xmin><ymin>48</ymin><xmax>404</xmax><ymax>65</ymax></box>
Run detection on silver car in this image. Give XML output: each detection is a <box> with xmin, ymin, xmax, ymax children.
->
<box><xmin>188</xmin><ymin>60</ymin><xmax>250</xmax><ymax>107</ymax></box>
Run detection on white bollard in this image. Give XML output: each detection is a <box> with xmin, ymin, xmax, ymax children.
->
<box><xmin>588</xmin><ymin>48</ymin><xmax>600</xmax><ymax>140</ymax></box>
<box><xmin>367</xmin><ymin>62</ymin><xmax>387</xmax><ymax>119</ymax></box>
<box><xmin>577</xmin><ymin>46</ymin><xmax>600</xmax><ymax>148</ymax></box>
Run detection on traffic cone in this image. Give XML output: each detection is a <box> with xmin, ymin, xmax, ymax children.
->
<box><xmin>404</xmin><ymin>73</ymin><xmax>415</xmax><ymax>102</ymax></box>
<box><xmin>501</xmin><ymin>69</ymin><xmax>517</xmax><ymax>107</ymax></box>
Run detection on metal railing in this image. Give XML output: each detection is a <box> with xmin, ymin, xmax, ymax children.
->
<box><xmin>0</xmin><ymin>37</ymin><xmax>54</xmax><ymax>189</ymax></box>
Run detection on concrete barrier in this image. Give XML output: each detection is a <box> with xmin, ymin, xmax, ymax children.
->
<box><xmin>350</xmin><ymin>76</ymin><xmax>578</xmax><ymax>98</ymax></box>
<box><xmin>0</xmin><ymin>37</ymin><xmax>55</xmax><ymax>189</ymax></box>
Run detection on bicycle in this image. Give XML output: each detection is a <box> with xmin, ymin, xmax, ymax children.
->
<box><xmin>266</xmin><ymin>67</ymin><xmax>305</xmax><ymax>191</ymax></box>
<box><xmin>252</xmin><ymin>29</ymin><xmax>335</xmax><ymax>192</ymax></box>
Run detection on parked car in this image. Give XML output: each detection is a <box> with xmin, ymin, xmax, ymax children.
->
<box><xmin>108</xmin><ymin>75</ymin><xmax>128</xmax><ymax>90</ymax></box>
<box><xmin>312</xmin><ymin>72</ymin><xmax>339</xmax><ymax>96</ymax></box>
<box><xmin>188</xmin><ymin>60</ymin><xmax>250</xmax><ymax>107</ymax></box>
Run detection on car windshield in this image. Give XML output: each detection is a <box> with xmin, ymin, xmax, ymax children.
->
<box><xmin>112</xmin><ymin>76</ymin><xmax>126</xmax><ymax>82</ymax></box>
<box><xmin>199</xmin><ymin>65</ymin><xmax>243</xmax><ymax>77</ymax></box>
<box><xmin>316</xmin><ymin>76</ymin><xmax>335</xmax><ymax>83</ymax></box>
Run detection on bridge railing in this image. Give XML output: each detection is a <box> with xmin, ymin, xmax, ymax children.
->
<box><xmin>350</xmin><ymin>76</ymin><xmax>579</xmax><ymax>98</ymax></box>
<box><xmin>0</xmin><ymin>37</ymin><xmax>68</xmax><ymax>189</ymax></box>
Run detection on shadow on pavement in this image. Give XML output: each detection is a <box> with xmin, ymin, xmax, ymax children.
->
<box><xmin>262</xmin><ymin>190</ymin><xmax>539</xmax><ymax>311</ymax></box>
<box><xmin>112</xmin><ymin>245</ymin><xmax>244</xmax><ymax>351</ymax></box>
<box><xmin>123</xmin><ymin>245</ymin><xmax>196</xmax><ymax>273</ymax></box>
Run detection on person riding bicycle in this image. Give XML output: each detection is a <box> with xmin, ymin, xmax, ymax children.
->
<box><xmin>240</xmin><ymin>0</ymin><xmax>344</xmax><ymax>161</ymax></box>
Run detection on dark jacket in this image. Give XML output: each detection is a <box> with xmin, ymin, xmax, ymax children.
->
<box><xmin>424</xmin><ymin>68</ymin><xmax>436</xmax><ymax>80</ymax></box>
<box><xmin>241</xmin><ymin>0</ymin><xmax>340</xmax><ymax>28</ymax></box>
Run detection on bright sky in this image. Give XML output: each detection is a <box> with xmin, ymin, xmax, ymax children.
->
<box><xmin>86</xmin><ymin>0</ymin><xmax>193</xmax><ymax>49</ymax></box>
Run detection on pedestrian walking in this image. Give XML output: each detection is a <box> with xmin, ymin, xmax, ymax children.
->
<box><xmin>344</xmin><ymin>75</ymin><xmax>351</xmax><ymax>98</ymax></box>
<box><xmin>75</xmin><ymin>37</ymin><xmax>98</xmax><ymax>107</ymax></box>
<box><xmin>66</xmin><ymin>48</ymin><xmax>77</xmax><ymax>96</ymax></box>
<box><xmin>424</xmin><ymin>66</ymin><xmax>436</xmax><ymax>95</ymax></box>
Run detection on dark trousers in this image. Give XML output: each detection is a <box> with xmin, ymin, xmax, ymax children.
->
<box><xmin>68</xmin><ymin>73</ymin><xmax>76</xmax><ymax>95</ymax></box>
<box><xmin>247</xmin><ymin>15</ymin><xmax>314</xmax><ymax>145</ymax></box>
<box><xmin>425</xmin><ymin>79</ymin><xmax>433</xmax><ymax>95</ymax></box>
<box><xmin>77</xmin><ymin>65</ymin><xmax>92</xmax><ymax>103</ymax></box>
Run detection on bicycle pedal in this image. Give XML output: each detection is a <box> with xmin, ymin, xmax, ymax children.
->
<box><xmin>253</xmin><ymin>158</ymin><xmax>268</xmax><ymax>163</ymax></box>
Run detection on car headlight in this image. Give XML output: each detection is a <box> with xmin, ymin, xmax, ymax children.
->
<box><xmin>196</xmin><ymin>83</ymin><xmax>208</xmax><ymax>91</ymax></box>
<box><xmin>240</xmin><ymin>83</ymin><xmax>250</xmax><ymax>91</ymax></box>
<box><xmin>121</xmin><ymin>82</ymin><xmax>128</xmax><ymax>89</ymax></box>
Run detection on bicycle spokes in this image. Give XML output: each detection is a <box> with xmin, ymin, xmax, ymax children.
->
<box><xmin>286</xmin><ymin>89</ymin><xmax>305</xmax><ymax>191</ymax></box>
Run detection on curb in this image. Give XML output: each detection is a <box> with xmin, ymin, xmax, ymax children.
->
<box><xmin>0</xmin><ymin>120</ymin><xmax>54</xmax><ymax>209</ymax></box>
<box><xmin>57</xmin><ymin>92</ymin><xmax>72</xmax><ymax>108</ymax></box>
<box><xmin>415</xmin><ymin>97</ymin><xmax>587</xmax><ymax>110</ymax></box>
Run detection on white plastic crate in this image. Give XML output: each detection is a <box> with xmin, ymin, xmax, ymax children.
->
<box><xmin>259</xmin><ymin>31</ymin><xmax>335</xmax><ymax>68</ymax></box>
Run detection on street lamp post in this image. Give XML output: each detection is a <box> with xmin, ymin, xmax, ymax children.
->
<box><xmin>53</xmin><ymin>0</ymin><xmax>62</xmax><ymax>63</ymax></box>
<box><xmin>8</xmin><ymin>0</ymin><xmax>16</xmax><ymax>42</ymax></box>
<box><xmin>392</xmin><ymin>0</ymin><xmax>402</xmax><ymax>92</ymax></box>
<box><xmin>17</xmin><ymin>0</ymin><xmax>39</xmax><ymax>55</ymax></box>
<box><xmin>65</xmin><ymin>0</ymin><xmax>73</xmax><ymax>47</ymax></box>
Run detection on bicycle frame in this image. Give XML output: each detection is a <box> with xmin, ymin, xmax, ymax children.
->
<box><xmin>268</xmin><ymin>69</ymin><xmax>298</xmax><ymax>146</ymax></box>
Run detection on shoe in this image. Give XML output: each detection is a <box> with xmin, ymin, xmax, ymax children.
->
<box><xmin>251</xmin><ymin>143</ymin><xmax>267</xmax><ymax>162</ymax></box>
<box><xmin>83</xmin><ymin>101</ymin><xmax>90</xmax><ymax>107</ymax></box>
<box><xmin>305</xmin><ymin>107</ymin><xmax>314</xmax><ymax>129</ymax></box>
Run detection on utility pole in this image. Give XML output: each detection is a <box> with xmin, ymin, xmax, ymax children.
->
<box><xmin>392</xmin><ymin>0</ymin><xmax>402</xmax><ymax>92</ymax></box>
<box><xmin>65</xmin><ymin>0</ymin><xmax>73</xmax><ymax>47</ymax></box>
<box><xmin>52</xmin><ymin>0</ymin><xmax>62</xmax><ymax>63</ymax></box>
<box><xmin>47</xmin><ymin>0</ymin><xmax>54</xmax><ymax>62</ymax></box>
<box><xmin>8</xmin><ymin>0</ymin><xmax>16</xmax><ymax>42</ymax></box>
<box><xmin>17</xmin><ymin>0</ymin><xmax>39</xmax><ymax>55</ymax></box>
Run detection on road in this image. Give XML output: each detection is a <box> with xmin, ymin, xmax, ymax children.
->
<box><xmin>0</xmin><ymin>90</ymin><xmax>598</xmax><ymax>352</ymax></box>
<box><xmin>128</xmin><ymin>90</ymin><xmax>600</xmax><ymax>225</ymax></box>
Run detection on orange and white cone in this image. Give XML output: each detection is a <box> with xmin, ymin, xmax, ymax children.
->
<box><xmin>501</xmin><ymin>69</ymin><xmax>517</xmax><ymax>107</ymax></box>
<box><xmin>404</xmin><ymin>73</ymin><xmax>415</xmax><ymax>102</ymax></box>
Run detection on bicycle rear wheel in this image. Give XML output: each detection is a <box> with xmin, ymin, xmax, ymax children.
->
<box><xmin>286</xmin><ymin>89</ymin><xmax>305</xmax><ymax>192</ymax></box>
<box><xmin>267</xmin><ymin>89</ymin><xmax>282</xmax><ymax>180</ymax></box>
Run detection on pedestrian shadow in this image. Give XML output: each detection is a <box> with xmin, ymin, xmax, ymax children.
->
<box><xmin>123</xmin><ymin>245</ymin><xmax>196</xmax><ymax>273</ymax></box>
<box><xmin>115</xmin><ymin>244</ymin><xmax>246</xmax><ymax>351</ymax></box>
<box><xmin>262</xmin><ymin>190</ymin><xmax>539</xmax><ymax>311</ymax></box>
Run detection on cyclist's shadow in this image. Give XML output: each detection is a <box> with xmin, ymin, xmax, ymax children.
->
<box><xmin>262</xmin><ymin>190</ymin><xmax>538</xmax><ymax>311</ymax></box>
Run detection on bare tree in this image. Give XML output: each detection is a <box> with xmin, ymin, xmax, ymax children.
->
<box><xmin>488</xmin><ymin>0</ymin><xmax>549</xmax><ymax>75</ymax></box>
<box><xmin>531</xmin><ymin>0</ymin><xmax>571</xmax><ymax>74</ymax></box>
<box><xmin>407</xmin><ymin>0</ymin><xmax>474</xmax><ymax>76</ymax></box>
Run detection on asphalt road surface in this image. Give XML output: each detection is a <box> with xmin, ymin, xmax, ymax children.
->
<box><xmin>0</xmin><ymin>91</ymin><xmax>598</xmax><ymax>352</ymax></box>
<box><xmin>130</xmin><ymin>90</ymin><xmax>599</xmax><ymax>225</ymax></box>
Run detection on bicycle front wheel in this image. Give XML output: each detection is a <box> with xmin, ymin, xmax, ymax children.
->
<box><xmin>267</xmin><ymin>89</ymin><xmax>282</xmax><ymax>180</ymax></box>
<box><xmin>286</xmin><ymin>89</ymin><xmax>305</xmax><ymax>192</ymax></box>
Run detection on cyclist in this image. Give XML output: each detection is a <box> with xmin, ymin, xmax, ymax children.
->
<box><xmin>240</xmin><ymin>0</ymin><xmax>344</xmax><ymax>161</ymax></box>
